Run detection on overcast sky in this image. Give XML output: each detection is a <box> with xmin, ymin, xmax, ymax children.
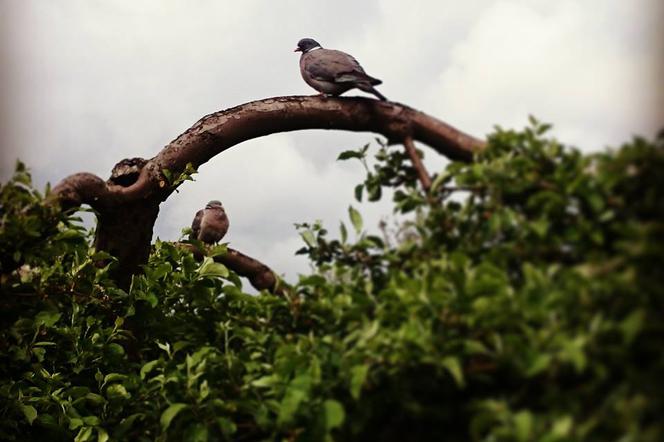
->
<box><xmin>1</xmin><ymin>0</ymin><xmax>662</xmax><ymax>283</ymax></box>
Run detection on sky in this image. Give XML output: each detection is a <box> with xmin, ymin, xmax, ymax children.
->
<box><xmin>1</xmin><ymin>0</ymin><xmax>662</xmax><ymax>284</ymax></box>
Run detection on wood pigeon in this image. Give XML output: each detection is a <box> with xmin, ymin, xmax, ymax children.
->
<box><xmin>294</xmin><ymin>38</ymin><xmax>387</xmax><ymax>101</ymax></box>
<box><xmin>191</xmin><ymin>200</ymin><xmax>229</xmax><ymax>244</ymax></box>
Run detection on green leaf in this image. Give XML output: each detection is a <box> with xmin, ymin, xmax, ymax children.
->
<box><xmin>530</xmin><ymin>218</ymin><xmax>549</xmax><ymax>238</ymax></box>
<box><xmin>514</xmin><ymin>410</ymin><xmax>533</xmax><ymax>442</ymax></box>
<box><xmin>84</xmin><ymin>393</ymin><xmax>105</xmax><ymax>405</ymax></box>
<box><xmin>82</xmin><ymin>416</ymin><xmax>101</xmax><ymax>426</ymax></box>
<box><xmin>366</xmin><ymin>180</ymin><xmax>382</xmax><ymax>201</ymax></box>
<box><xmin>348</xmin><ymin>206</ymin><xmax>363</xmax><ymax>234</ymax></box>
<box><xmin>430</xmin><ymin>172</ymin><xmax>448</xmax><ymax>192</ymax></box>
<box><xmin>217</xmin><ymin>417</ymin><xmax>237</xmax><ymax>436</ymax></box>
<box><xmin>301</xmin><ymin>230</ymin><xmax>317</xmax><ymax>248</ymax></box>
<box><xmin>621</xmin><ymin>309</ymin><xmax>645</xmax><ymax>343</ymax></box>
<box><xmin>464</xmin><ymin>340</ymin><xmax>489</xmax><ymax>355</ymax></box>
<box><xmin>20</xmin><ymin>404</ymin><xmax>37</xmax><ymax>425</ymax></box>
<box><xmin>32</xmin><ymin>341</ymin><xmax>56</xmax><ymax>347</ymax></box>
<box><xmin>97</xmin><ymin>428</ymin><xmax>109</xmax><ymax>442</ymax></box>
<box><xmin>198</xmin><ymin>258</ymin><xmax>229</xmax><ymax>278</ymax></box>
<box><xmin>160</xmin><ymin>403</ymin><xmax>189</xmax><ymax>431</ymax></box>
<box><xmin>184</xmin><ymin>423</ymin><xmax>208</xmax><ymax>442</ymax></box>
<box><xmin>339</xmin><ymin>222</ymin><xmax>348</xmax><ymax>244</ymax></box>
<box><xmin>442</xmin><ymin>357</ymin><xmax>465</xmax><ymax>387</ymax></box>
<box><xmin>350</xmin><ymin>364</ymin><xmax>369</xmax><ymax>400</ymax></box>
<box><xmin>527</xmin><ymin>354</ymin><xmax>552</xmax><ymax>377</ymax></box>
<box><xmin>277</xmin><ymin>388</ymin><xmax>305</xmax><ymax>426</ymax></box>
<box><xmin>34</xmin><ymin>310</ymin><xmax>61</xmax><ymax>328</ymax></box>
<box><xmin>140</xmin><ymin>360</ymin><xmax>160</xmax><ymax>380</ymax></box>
<box><xmin>74</xmin><ymin>426</ymin><xmax>93</xmax><ymax>442</ymax></box>
<box><xmin>337</xmin><ymin>150</ymin><xmax>364</xmax><ymax>161</ymax></box>
<box><xmin>277</xmin><ymin>374</ymin><xmax>311</xmax><ymax>426</ymax></box>
<box><xmin>552</xmin><ymin>415</ymin><xmax>573</xmax><ymax>437</ymax></box>
<box><xmin>323</xmin><ymin>399</ymin><xmax>345</xmax><ymax>431</ymax></box>
<box><xmin>103</xmin><ymin>373</ymin><xmax>127</xmax><ymax>385</ymax></box>
<box><xmin>252</xmin><ymin>375</ymin><xmax>279</xmax><ymax>388</ymax></box>
<box><xmin>106</xmin><ymin>384</ymin><xmax>131</xmax><ymax>400</ymax></box>
<box><xmin>208</xmin><ymin>244</ymin><xmax>228</xmax><ymax>257</ymax></box>
<box><xmin>107</xmin><ymin>343</ymin><xmax>125</xmax><ymax>357</ymax></box>
<box><xmin>354</xmin><ymin>184</ymin><xmax>364</xmax><ymax>202</ymax></box>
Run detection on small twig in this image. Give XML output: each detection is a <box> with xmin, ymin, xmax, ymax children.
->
<box><xmin>403</xmin><ymin>136</ymin><xmax>433</xmax><ymax>192</ymax></box>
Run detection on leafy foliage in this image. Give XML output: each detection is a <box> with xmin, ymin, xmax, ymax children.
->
<box><xmin>1</xmin><ymin>123</ymin><xmax>663</xmax><ymax>441</ymax></box>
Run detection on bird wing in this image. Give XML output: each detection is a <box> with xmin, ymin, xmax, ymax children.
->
<box><xmin>305</xmin><ymin>49</ymin><xmax>377</xmax><ymax>84</ymax></box>
<box><xmin>191</xmin><ymin>209</ymin><xmax>203</xmax><ymax>239</ymax></box>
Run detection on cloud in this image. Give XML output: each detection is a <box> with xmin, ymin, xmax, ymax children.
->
<box><xmin>429</xmin><ymin>0</ymin><xmax>664</xmax><ymax>149</ymax></box>
<box><xmin>156</xmin><ymin>132</ymin><xmax>395</xmax><ymax>280</ymax></box>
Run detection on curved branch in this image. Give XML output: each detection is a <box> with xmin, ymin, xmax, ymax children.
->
<box><xmin>218</xmin><ymin>248</ymin><xmax>284</xmax><ymax>295</ymax></box>
<box><xmin>48</xmin><ymin>95</ymin><xmax>485</xmax><ymax>289</ymax></box>
<box><xmin>52</xmin><ymin>95</ymin><xmax>484</xmax><ymax>207</ymax></box>
<box><xmin>180</xmin><ymin>243</ymin><xmax>287</xmax><ymax>295</ymax></box>
<box><xmin>50</xmin><ymin>172</ymin><xmax>109</xmax><ymax>209</ymax></box>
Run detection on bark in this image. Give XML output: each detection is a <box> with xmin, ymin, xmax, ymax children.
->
<box><xmin>181</xmin><ymin>244</ymin><xmax>287</xmax><ymax>295</ymax></box>
<box><xmin>403</xmin><ymin>136</ymin><xmax>432</xmax><ymax>192</ymax></box>
<box><xmin>51</xmin><ymin>95</ymin><xmax>485</xmax><ymax>290</ymax></box>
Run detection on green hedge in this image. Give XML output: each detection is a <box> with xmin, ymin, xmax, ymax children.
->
<box><xmin>1</xmin><ymin>122</ymin><xmax>662</xmax><ymax>441</ymax></box>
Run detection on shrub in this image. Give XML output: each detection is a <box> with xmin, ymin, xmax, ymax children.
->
<box><xmin>1</xmin><ymin>123</ymin><xmax>662</xmax><ymax>441</ymax></box>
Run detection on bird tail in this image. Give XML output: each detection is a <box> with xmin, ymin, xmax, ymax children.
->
<box><xmin>357</xmin><ymin>83</ymin><xmax>387</xmax><ymax>101</ymax></box>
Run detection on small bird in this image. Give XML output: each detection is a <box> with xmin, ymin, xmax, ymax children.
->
<box><xmin>191</xmin><ymin>200</ymin><xmax>229</xmax><ymax>244</ymax></box>
<box><xmin>294</xmin><ymin>38</ymin><xmax>387</xmax><ymax>101</ymax></box>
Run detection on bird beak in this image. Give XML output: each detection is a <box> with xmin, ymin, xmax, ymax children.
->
<box><xmin>294</xmin><ymin>47</ymin><xmax>302</xmax><ymax>52</ymax></box>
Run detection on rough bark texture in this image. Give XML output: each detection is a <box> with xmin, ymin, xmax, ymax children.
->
<box><xmin>51</xmin><ymin>95</ymin><xmax>485</xmax><ymax>291</ymax></box>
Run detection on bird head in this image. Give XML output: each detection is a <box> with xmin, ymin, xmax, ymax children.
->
<box><xmin>205</xmin><ymin>200</ymin><xmax>223</xmax><ymax>209</ymax></box>
<box><xmin>294</xmin><ymin>38</ymin><xmax>321</xmax><ymax>53</ymax></box>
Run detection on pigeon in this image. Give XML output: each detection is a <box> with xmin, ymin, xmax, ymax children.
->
<box><xmin>191</xmin><ymin>200</ymin><xmax>229</xmax><ymax>244</ymax></box>
<box><xmin>294</xmin><ymin>38</ymin><xmax>387</xmax><ymax>101</ymax></box>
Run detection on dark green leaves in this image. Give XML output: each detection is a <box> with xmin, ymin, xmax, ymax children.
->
<box><xmin>20</xmin><ymin>404</ymin><xmax>37</xmax><ymax>425</ymax></box>
<box><xmin>1</xmin><ymin>129</ymin><xmax>663</xmax><ymax>441</ymax></box>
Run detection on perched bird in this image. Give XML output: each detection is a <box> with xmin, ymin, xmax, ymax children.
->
<box><xmin>191</xmin><ymin>200</ymin><xmax>229</xmax><ymax>244</ymax></box>
<box><xmin>294</xmin><ymin>38</ymin><xmax>387</xmax><ymax>101</ymax></box>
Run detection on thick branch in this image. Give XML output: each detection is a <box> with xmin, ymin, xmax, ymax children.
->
<box><xmin>53</xmin><ymin>95</ymin><xmax>484</xmax><ymax>209</ymax></box>
<box><xmin>181</xmin><ymin>243</ymin><xmax>287</xmax><ymax>295</ymax></box>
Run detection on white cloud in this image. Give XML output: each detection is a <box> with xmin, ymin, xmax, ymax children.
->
<box><xmin>429</xmin><ymin>0</ymin><xmax>663</xmax><ymax>149</ymax></box>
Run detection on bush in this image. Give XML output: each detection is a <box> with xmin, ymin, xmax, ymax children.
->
<box><xmin>1</xmin><ymin>122</ymin><xmax>662</xmax><ymax>441</ymax></box>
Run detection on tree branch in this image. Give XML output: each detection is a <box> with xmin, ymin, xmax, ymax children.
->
<box><xmin>52</xmin><ymin>95</ymin><xmax>484</xmax><ymax>210</ymax></box>
<box><xmin>48</xmin><ymin>95</ymin><xmax>485</xmax><ymax>290</ymax></box>
<box><xmin>180</xmin><ymin>243</ymin><xmax>287</xmax><ymax>296</ymax></box>
<box><xmin>403</xmin><ymin>136</ymin><xmax>432</xmax><ymax>192</ymax></box>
